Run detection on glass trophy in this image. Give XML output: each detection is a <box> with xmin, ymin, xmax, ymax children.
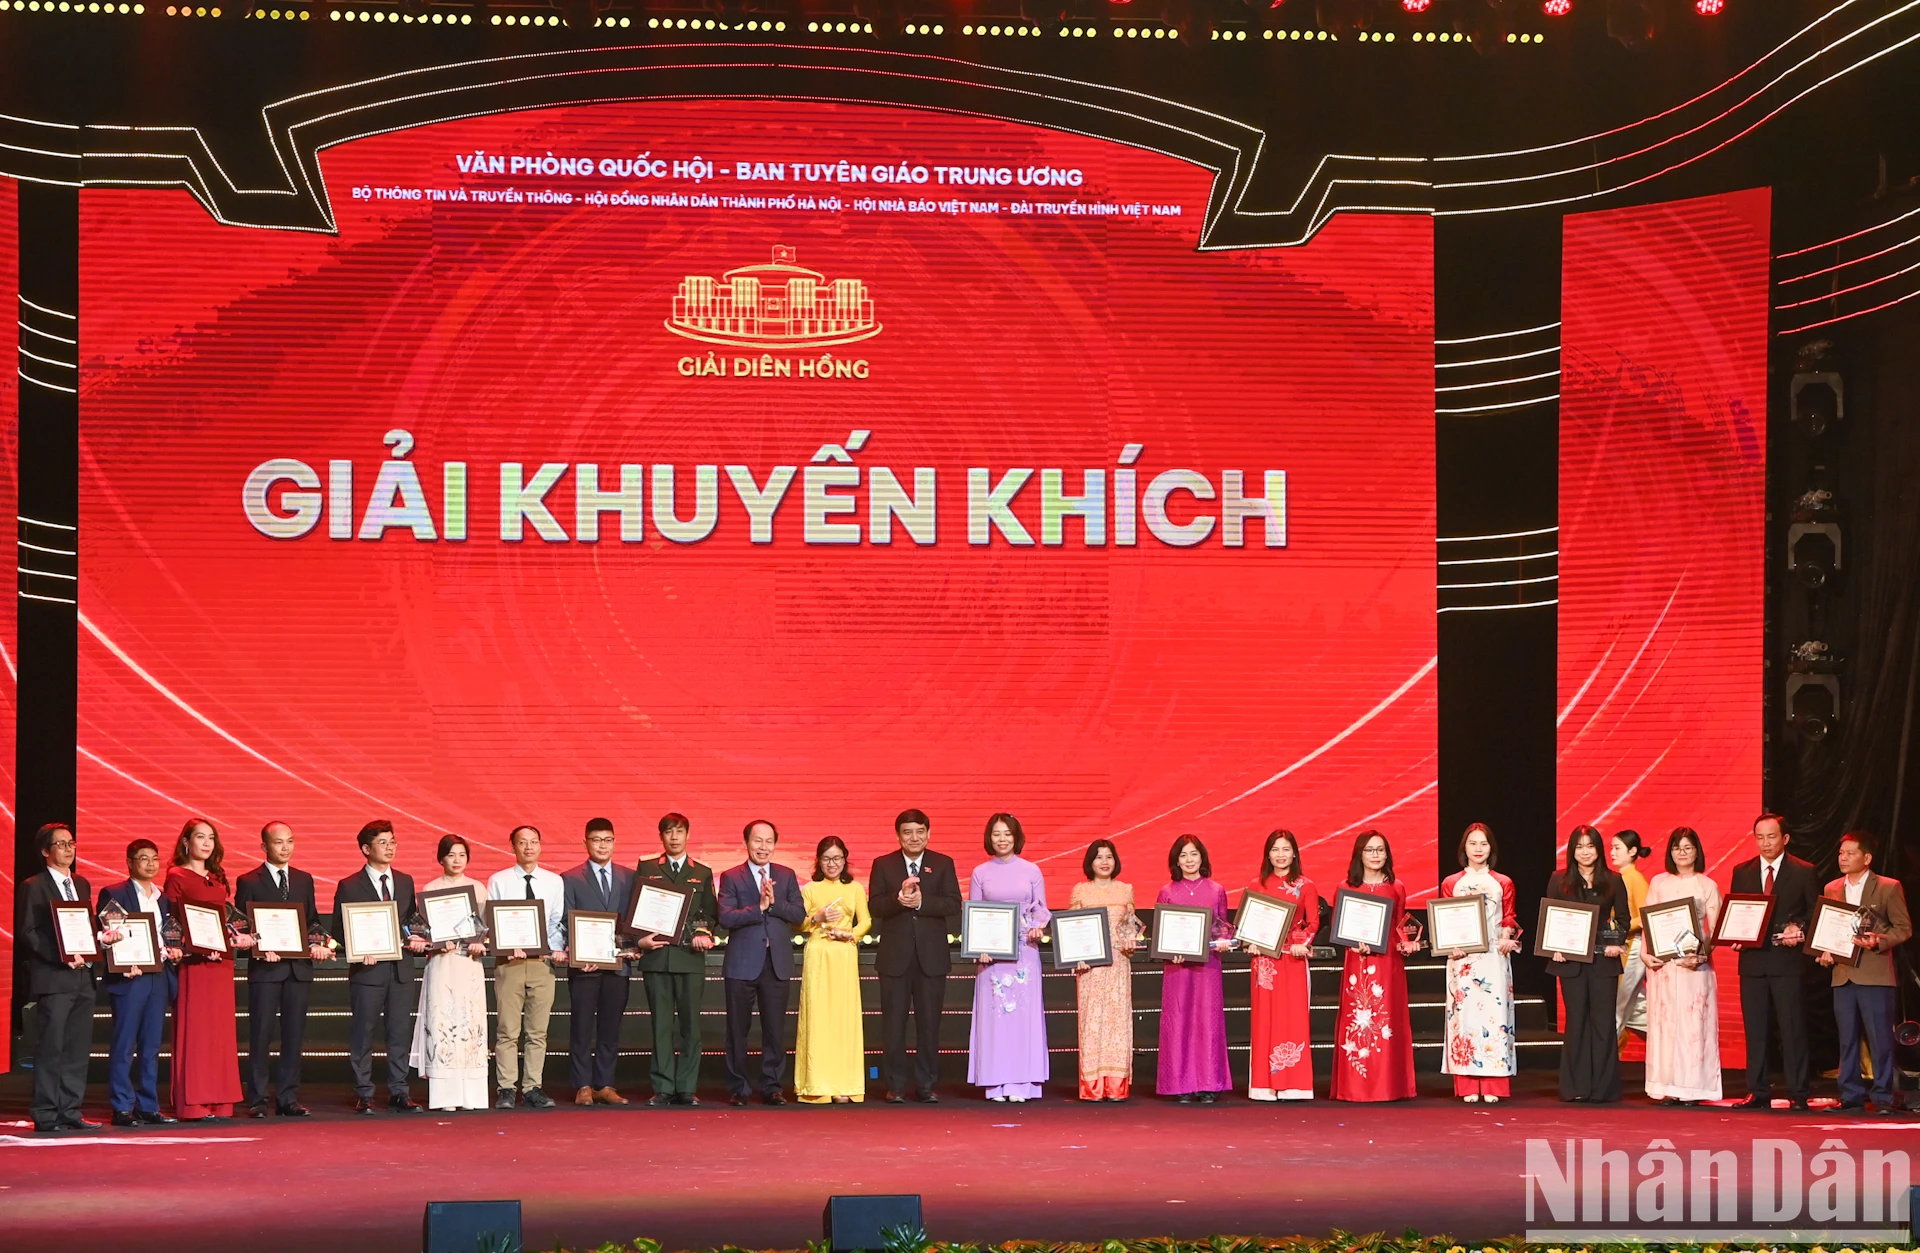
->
<box><xmin>99</xmin><ymin>899</ymin><xmax>129</xmax><ymax>939</ymax></box>
<box><xmin>306</xmin><ymin>918</ymin><xmax>334</xmax><ymax>959</ymax></box>
<box><xmin>1674</xmin><ymin>927</ymin><xmax>1701</xmax><ymax>960</ymax></box>
<box><xmin>1398</xmin><ymin>913</ymin><xmax>1425</xmax><ymax>950</ymax></box>
<box><xmin>161</xmin><ymin>913</ymin><xmax>184</xmax><ymax>959</ymax></box>
<box><xmin>225</xmin><ymin>902</ymin><xmax>253</xmax><ymax>945</ymax></box>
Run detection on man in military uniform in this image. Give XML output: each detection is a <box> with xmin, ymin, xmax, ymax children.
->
<box><xmin>632</xmin><ymin>812</ymin><xmax>718</xmax><ymax>1106</ymax></box>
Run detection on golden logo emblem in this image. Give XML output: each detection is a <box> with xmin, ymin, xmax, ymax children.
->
<box><xmin>666</xmin><ymin>245</ymin><xmax>882</xmax><ymax>350</ymax></box>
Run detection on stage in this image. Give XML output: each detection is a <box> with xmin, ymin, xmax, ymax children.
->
<box><xmin>2</xmin><ymin>1071</ymin><xmax>1910</xmax><ymax>1252</ymax></box>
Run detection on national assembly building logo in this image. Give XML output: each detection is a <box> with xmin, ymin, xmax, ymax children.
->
<box><xmin>665</xmin><ymin>245</ymin><xmax>882</xmax><ymax>350</ymax></box>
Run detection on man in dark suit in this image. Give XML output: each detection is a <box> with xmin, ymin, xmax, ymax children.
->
<box><xmin>562</xmin><ymin>816</ymin><xmax>636</xmax><ymax>1106</ymax></box>
<box><xmin>97</xmin><ymin>839</ymin><xmax>179</xmax><ymax>1127</ymax></box>
<box><xmin>716</xmin><ymin>818</ymin><xmax>806</xmax><ymax>1106</ymax></box>
<box><xmin>1727</xmin><ymin>812</ymin><xmax>1820</xmax><ymax>1111</ymax></box>
<box><xmin>331</xmin><ymin>819</ymin><xmax>428</xmax><ymax>1114</ymax></box>
<box><xmin>867</xmin><ymin>807</ymin><xmax>962</xmax><ymax>1104</ymax></box>
<box><xmin>632</xmin><ymin>812</ymin><xmax>718</xmax><ymax>1107</ymax></box>
<box><xmin>234</xmin><ymin>820</ymin><xmax>330</xmax><ymax>1118</ymax></box>
<box><xmin>21</xmin><ymin>822</ymin><xmax>102</xmax><ymax>1133</ymax></box>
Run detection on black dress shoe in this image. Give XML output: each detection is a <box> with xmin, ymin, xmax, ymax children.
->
<box><xmin>495</xmin><ymin>1089</ymin><xmax>517</xmax><ymax>1110</ymax></box>
<box><xmin>521</xmin><ymin>1089</ymin><xmax>555</xmax><ymax>1110</ymax></box>
<box><xmin>112</xmin><ymin>1110</ymin><xmax>139</xmax><ymax>1127</ymax></box>
<box><xmin>353</xmin><ymin>1098</ymin><xmax>377</xmax><ymax>1116</ymax></box>
<box><xmin>277</xmin><ymin>1104</ymin><xmax>310</xmax><ymax>1118</ymax></box>
<box><xmin>648</xmin><ymin>1094</ymin><xmax>675</xmax><ymax>1108</ymax></box>
<box><xmin>1835</xmin><ymin>1099</ymin><xmax>1867</xmax><ymax>1112</ymax></box>
<box><xmin>1733</xmin><ymin>1094</ymin><xmax>1772</xmax><ymax>1111</ymax></box>
<box><xmin>388</xmin><ymin>1095</ymin><xmax>423</xmax><ymax>1113</ymax></box>
<box><xmin>728</xmin><ymin>1093</ymin><xmax>749</xmax><ymax>1108</ymax></box>
<box><xmin>674</xmin><ymin>1094</ymin><xmax>700</xmax><ymax>1108</ymax></box>
<box><xmin>761</xmin><ymin>1092</ymin><xmax>787</xmax><ymax>1107</ymax></box>
<box><xmin>60</xmin><ymin>1117</ymin><xmax>103</xmax><ymax>1130</ymax></box>
<box><xmin>1197</xmin><ymin>1092</ymin><xmax>1218</xmax><ymax>1104</ymax></box>
<box><xmin>135</xmin><ymin>1110</ymin><xmax>176</xmax><ymax>1125</ymax></box>
<box><xmin>915</xmin><ymin>1091</ymin><xmax>939</xmax><ymax>1104</ymax></box>
<box><xmin>248</xmin><ymin>1103</ymin><xmax>270</xmax><ymax>1119</ymax></box>
<box><xmin>1789</xmin><ymin>1098</ymin><xmax>1811</xmax><ymax>1112</ymax></box>
<box><xmin>884</xmin><ymin>1091</ymin><xmax>906</xmax><ymax>1104</ymax></box>
<box><xmin>1176</xmin><ymin>1093</ymin><xmax>1194</xmax><ymax>1104</ymax></box>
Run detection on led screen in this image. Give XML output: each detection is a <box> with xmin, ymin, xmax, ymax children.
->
<box><xmin>1</xmin><ymin>175</ymin><xmax>16</xmax><ymax>1070</ymax></box>
<box><xmin>79</xmin><ymin>101</ymin><xmax>1436</xmax><ymax>898</ymax></box>
<box><xmin>1558</xmin><ymin>187</ymin><xmax>1770</xmax><ymax>1063</ymax></box>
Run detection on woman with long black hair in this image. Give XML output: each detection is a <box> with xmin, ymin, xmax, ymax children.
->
<box><xmin>1550</xmin><ymin>825</ymin><xmax>1629</xmax><ymax>1102</ymax></box>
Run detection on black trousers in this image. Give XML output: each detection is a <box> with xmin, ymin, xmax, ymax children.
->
<box><xmin>347</xmin><ymin>976</ymin><xmax>415</xmax><ymax>1100</ymax></box>
<box><xmin>245</xmin><ymin>977</ymin><xmax>310</xmax><ymax>1109</ymax></box>
<box><xmin>31</xmin><ymin>988</ymin><xmax>95</xmax><ymax>1127</ymax></box>
<box><xmin>723</xmin><ymin>965</ymin><xmax>790</xmax><ymax>1097</ymax></box>
<box><xmin>1558</xmin><ymin>969</ymin><xmax>1621</xmax><ymax>1102</ymax></box>
<box><xmin>879</xmin><ymin>966</ymin><xmax>947</xmax><ymax>1097</ymax></box>
<box><xmin>642</xmin><ymin>969</ymin><xmax>704</xmax><ymax>1097</ymax></box>
<box><xmin>1741</xmin><ymin>968</ymin><xmax>1811</xmax><ymax>1100</ymax></box>
<box><xmin>567</xmin><ymin>970</ymin><xmax>630</xmax><ymax>1091</ymax></box>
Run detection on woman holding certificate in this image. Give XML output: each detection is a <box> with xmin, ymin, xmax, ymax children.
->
<box><xmin>1246</xmin><ymin>831</ymin><xmax>1316</xmax><ymax>1101</ymax></box>
<box><xmin>1330</xmin><ymin>831</ymin><xmax>1418</xmax><ymax>1103</ymax></box>
<box><xmin>410</xmin><ymin>835</ymin><xmax>491</xmax><ymax>1111</ymax></box>
<box><xmin>164</xmin><ymin>817</ymin><xmax>253</xmax><ymax>1120</ymax></box>
<box><xmin>796</xmin><ymin>837</ymin><xmax>872</xmax><ymax>1103</ymax></box>
<box><xmin>1157</xmin><ymin>835</ymin><xmax>1233</xmax><ymax>1102</ymax></box>
<box><xmin>1549</xmin><ymin>825</ymin><xmax>1628</xmax><ymax>1103</ymax></box>
<box><xmin>1640</xmin><ymin>827</ymin><xmax>1721</xmax><ymax>1105</ymax></box>
<box><xmin>1068</xmin><ymin>839</ymin><xmax>1139</xmax><ymax>1102</ymax></box>
<box><xmin>967</xmin><ymin>815</ymin><xmax>1052</xmax><ymax>1102</ymax></box>
<box><xmin>1439</xmin><ymin>823</ymin><xmax>1519</xmax><ymax>1103</ymax></box>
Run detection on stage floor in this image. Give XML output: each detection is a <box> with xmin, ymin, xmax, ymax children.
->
<box><xmin>2</xmin><ymin>1072</ymin><xmax>1911</xmax><ymax>1252</ymax></box>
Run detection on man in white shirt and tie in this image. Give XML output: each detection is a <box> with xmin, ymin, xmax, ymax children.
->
<box><xmin>488</xmin><ymin>824</ymin><xmax>567</xmax><ymax>1109</ymax></box>
<box><xmin>234</xmin><ymin>822</ymin><xmax>330</xmax><ymax>1117</ymax></box>
<box><xmin>561</xmin><ymin>817</ymin><xmax>636</xmax><ymax>1106</ymax></box>
<box><xmin>22</xmin><ymin>823</ymin><xmax>103</xmax><ymax>1132</ymax></box>
<box><xmin>330</xmin><ymin>820</ymin><xmax>429</xmax><ymax>1114</ymax></box>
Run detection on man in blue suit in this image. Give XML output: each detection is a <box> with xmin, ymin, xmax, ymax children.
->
<box><xmin>97</xmin><ymin>839</ymin><xmax>180</xmax><ymax>1127</ymax></box>
<box><xmin>717</xmin><ymin>819</ymin><xmax>806</xmax><ymax>1106</ymax></box>
<box><xmin>561</xmin><ymin>816</ymin><xmax>637</xmax><ymax>1106</ymax></box>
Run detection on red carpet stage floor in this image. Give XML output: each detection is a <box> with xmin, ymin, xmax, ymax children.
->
<box><xmin>3</xmin><ymin>1073</ymin><xmax>1913</xmax><ymax>1252</ymax></box>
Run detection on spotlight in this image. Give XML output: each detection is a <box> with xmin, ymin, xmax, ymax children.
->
<box><xmin>1787</xmin><ymin>488</ymin><xmax>1842</xmax><ymax>592</ymax></box>
<box><xmin>1695</xmin><ymin>0</ymin><xmax>1722</xmax><ymax>13</ymax></box>
<box><xmin>1543</xmin><ymin>0</ymin><xmax>1569</xmax><ymax>14</ymax></box>
<box><xmin>1786</xmin><ymin>641</ymin><xmax>1840</xmax><ymax>743</ymax></box>
<box><xmin>1790</xmin><ymin>340</ymin><xmax>1845</xmax><ymax>441</ymax></box>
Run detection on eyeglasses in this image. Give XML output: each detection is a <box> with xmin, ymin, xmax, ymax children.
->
<box><xmin>48</xmin><ymin>840</ymin><xmax>76</xmax><ymax>851</ymax></box>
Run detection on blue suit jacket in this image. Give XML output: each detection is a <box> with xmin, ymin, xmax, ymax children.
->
<box><xmin>717</xmin><ymin>861</ymin><xmax>806</xmax><ymax>981</ymax></box>
<box><xmin>562</xmin><ymin>859</ymin><xmax>638</xmax><ymax>976</ymax></box>
<box><xmin>96</xmin><ymin>879</ymin><xmax>177</xmax><ymax>997</ymax></box>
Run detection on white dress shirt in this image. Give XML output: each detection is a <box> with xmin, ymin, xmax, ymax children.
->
<box><xmin>487</xmin><ymin>864</ymin><xmax>567</xmax><ymax>951</ymax></box>
<box><xmin>47</xmin><ymin>868</ymin><xmax>78</xmax><ymax>902</ymax></box>
<box><xmin>132</xmin><ymin>878</ymin><xmax>165</xmax><ymax>919</ymax></box>
<box><xmin>1844</xmin><ymin>873</ymin><xmax>1868</xmax><ymax>906</ymax></box>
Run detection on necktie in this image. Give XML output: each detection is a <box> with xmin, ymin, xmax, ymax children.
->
<box><xmin>276</xmin><ymin>869</ymin><xmax>288</xmax><ymax>900</ymax></box>
<box><xmin>671</xmin><ymin>859</ymin><xmax>682</xmax><ymax>875</ymax></box>
<box><xmin>61</xmin><ymin>876</ymin><xmax>74</xmax><ymax>902</ymax></box>
<box><xmin>525</xmin><ymin>873</ymin><xmax>536</xmax><ymax>900</ymax></box>
<box><xmin>379</xmin><ymin>873</ymin><xmax>392</xmax><ymax>902</ymax></box>
<box><xmin>597</xmin><ymin>866</ymin><xmax>611</xmax><ymax>907</ymax></box>
<box><xmin>907</xmin><ymin>861</ymin><xmax>920</xmax><ymax>879</ymax></box>
<box><xmin>1763</xmin><ymin>863</ymin><xmax>1775</xmax><ymax>895</ymax></box>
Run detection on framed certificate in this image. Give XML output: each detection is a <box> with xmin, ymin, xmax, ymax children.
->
<box><xmin>181</xmin><ymin>901</ymin><xmax>229</xmax><ymax>957</ymax></box>
<box><xmin>1714</xmin><ymin>893</ymin><xmax>1774</xmax><ymax>946</ymax></box>
<box><xmin>247</xmin><ymin>902</ymin><xmax>309</xmax><ymax>958</ymax></box>
<box><xmin>421</xmin><ymin>885</ymin><xmax>484</xmax><ymax>945</ymax></box>
<box><xmin>487</xmin><ymin>900</ymin><xmax>550</xmax><ymax>957</ymax></box>
<box><xmin>1234</xmin><ymin>891</ymin><xmax>1298</xmax><ymax>957</ymax></box>
<box><xmin>1640</xmin><ymin>897</ymin><xmax>1704</xmax><ymax>961</ymax></box>
<box><xmin>1807</xmin><ymin>896</ymin><xmax>1868</xmax><ymax>966</ymax></box>
<box><xmin>51</xmin><ymin>902</ymin><xmax>101</xmax><ymax>962</ymax></box>
<box><xmin>1534</xmin><ymin>897</ymin><xmax>1599</xmax><ymax>963</ymax></box>
<box><xmin>1426</xmin><ymin>895</ymin><xmax>1490</xmax><ymax>956</ymax></box>
<box><xmin>1330</xmin><ymin>888</ymin><xmax>1392</xmax><ymax>951</ymax></box>
<box><xmin>569</xmin><ymin>911</ymin><xmax>621</xmax><ymax>968</ymax></box>
<box><xmin>622</xmin><ymin>880</ymin><xmax>691</xmax><ymax>942</ymax></box>
<box><xmin>1047</xmin><ymin>907</ymin><xmax>1113</xmax><ymax>970</ymax></box>
<box><xmin>340</xmin><ymin>900</ymin><xmax>403</xmax><ymax>962</ymax></box>
<box><xmin>960</xmin><ymin>900</ymin><xmax>1021</xmax><ymax>961</ymax></box>
<box><xmin>1149</xmin><ymin>904</ymin><xmax>1213</xmax><ymax>961</ymax></box>
<box><xmin>105</xmin><ymin>913</ymin><xmax>160</xmax><ymax>973</ymax></box>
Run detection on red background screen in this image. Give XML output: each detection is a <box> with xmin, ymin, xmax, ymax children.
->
<box><xmin>77</xmin><ymin>101</ymin><xmax>1436</xmax><ymax>902</ymax></box>
<box><xmin>1558</xmin><ymin>187</ymin><xmax>1771</xmax><ymax>1062</ymax></box>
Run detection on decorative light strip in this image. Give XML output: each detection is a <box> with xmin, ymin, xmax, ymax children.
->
<box><xmin>1436</xmin><ymin>598</ymin><xmax>1558</xmax><ymax>613</ymax></box>
<box><xmin>902</xmin><ymin>22</ymin><xmax>943</xmax><ymax>34</ymax></box>
<box><xmin>592</xmin><ymin>14</ymin><xmax>630</xmax><ymax>25</ymax></box>
<box><xmin>1438</xmin><ymin>572</ymin><xmax>1560</xmax><ymax>590</ymax></box>
<box><xmin>1111</xmin><ymin>24</ymin><xmax>1177</xmax><ymax>39</ymax></box>
<box><xmin>1209</xmin><ymin>28</ymin><xmax>1248</xmax><ymax>41</ymax></box>
<box><xmin>486</xmin><ymin>12</ymin><xmax>551</xmax><ymax>23</ymax></box>
<box><xmin>1056</xmin><ymin>24</ymin><xmax>1095</xmax><ymax>37</ymax></box>
<box><xmin>247</xmin><ymin>7</ymin><xmax>307</xmax><ymax>16</ymax></box>
<box><xmin>647</xmin><ymin>16</ymin><xmax>783</xmax><ymax>30</ymax></box>
<box><xmin>1261</xmin><ymin>29</ymin><xmax>1337</xmax><ymax>40</ymax></box>
<box><xmin>1435</xmin><ymin>391</ymin><xmax>1560</xmax><ymax>415</ymax></box>
<box><xmin>1408</xmin><ymin>31</ymin><xmax>1470</xmax><ymax>42</ymax></box>
<box><xmin>163</xmin><ymin>3</ymin><xmax>216</xmax><ymax>11</ymax></box>
<box><xmin>1780</xmin><ymin>201</ymin><xmax>1920</xmax><ymax>260</ymax></box>
<box><xmin>1435</xmin><ymin>344</ymin><xmax>1559</xmax><ymax>369</ymax></box>
<box><xmin>1435</xmin><ymin>321</ymin><xmax>1560</xmax><ymax>346</ymax></box>
<box><xmin>1437</xmin><ymin>549</ymin><xmax>1558</xmax><ymax>567</ymax></box>
<box><xmin>1434</xmin><ymin>367</ymin><xmax>1561</xmax><ymax>393</ymax></box>
<box><xmin>811</xmin><ymin>19</ymin><xmax>874</xmax><ymax>33</ymax></box>
<box><xmin>0</xmin><ymin>1</ymin><xmax>144</xmax><ymax>9</ymax></box>
<box><xmin>1438</xmin><ymin>525</ymin><xmax>1558</xmax><ymax>543</ymax></box>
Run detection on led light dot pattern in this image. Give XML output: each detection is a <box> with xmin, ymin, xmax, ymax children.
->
<box><xmin>3</xmin><ymin>1</ymin><xmax>146</xmax><ymax>8</ymax></box>
<box><xmin>1261</xmin><ymin>29</ymin><xmax>1338</xmax><ymax>40</ymax></box>
<box><xmin>806</xmin><ymin>20</ymin><xmax>875</xmax><ymax>32</ymax></box>
<box><xmin>1207</xmin><ymin>28</ymin><xmax>1248</xmax><ymax>40</ymax></box>
<box><xmin>646</xmin><ymin>16</ymin><xmax>786</xmax><ymax>29</ymax></box>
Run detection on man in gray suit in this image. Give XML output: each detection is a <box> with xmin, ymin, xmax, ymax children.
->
<box><xmin>562</xmin><ymin>817</ymin><xmax>636</xmax><ymax>1105</ymax></box>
